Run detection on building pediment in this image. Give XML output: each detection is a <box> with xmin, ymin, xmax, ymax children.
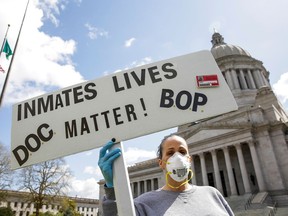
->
<box><xmin>186</xmin><ymin>128</ymin><xmax>238</xmax><ymax>143</ymax></box>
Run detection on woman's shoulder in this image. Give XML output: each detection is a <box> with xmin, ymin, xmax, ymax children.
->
<box><xmin>135</xmin><ymin>189</ymin><xmax>166</xmax><ymax>201</ymax></box>
<box><xmin>194</xmin><ymin>185</ymin><xmax>218</xmax><ymax>191</ymax></box>
<box><xmin>193</xmin><ymin>185</ymin><xmax>223</xmax><ymax>195</ymax></box>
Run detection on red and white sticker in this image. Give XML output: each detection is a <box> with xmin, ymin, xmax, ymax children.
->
<box><xmin>196</xmin><ymin>74</ymin><xmax>219</xmax><ymax>88</ymax></box>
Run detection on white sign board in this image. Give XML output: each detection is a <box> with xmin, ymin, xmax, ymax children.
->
<box><xmin>11</xmin><ymin>50</ymin><xmax>238</xmax><ymax>169</ymax></box>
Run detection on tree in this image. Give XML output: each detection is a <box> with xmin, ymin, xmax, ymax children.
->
<box><xmin>0</xmin><ymin>206</ymin><xmax>14</xmax><ymax>216</ymax></box>
<box><xmin>18</xmin><ymin>158</ymin><xmax>71</xmax><ymax>216</ymax></box>
<box><xmin>31</xmin><ymin>212</ymin><xmax>55</xmax><ymax>216</ymax></box>
<box><xmin>0</xmin><ymin>143</ymin><xmax>13</xmax><ymax>201</ymax></box>
<box><xmin>58</xmin><ymin>198</ymin><xmax>81</xmax><ymax>216</ymax></box>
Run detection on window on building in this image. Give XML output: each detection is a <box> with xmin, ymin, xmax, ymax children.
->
<box><xmin>237</xmin><ymin>75</ymin><xmax>243</xmax><ymax>89</ymax></box>
<box><xmin>153</xmin><ymin>178</ymin><xmax>158</xmax><ymax>190</ymax></box>
<box><xmin>14</xmin><ymin>202</ymin><xmax>18</xmax><ymax>207</ymax></box>
<box><xmin>140</xmin><ymin>181</ymin><xmax>144</xmax><ymax>194</ymax></box>
<box><xmin>133</xmin><ymin>182</ymin><xmax>138</xmax><ymax>197</ymax></box>
<box><xmin>147</xmin><ymin>180</ymin><xmax>151</xmax><ymax>191</ymax></box>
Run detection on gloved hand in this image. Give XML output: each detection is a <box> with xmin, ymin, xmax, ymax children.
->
<box><xmin>98</xmin><ymin>139</ymin><xmax>121</xmax><ymax>188</ymax></box>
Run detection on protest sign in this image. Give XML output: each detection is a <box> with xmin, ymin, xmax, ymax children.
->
<box><xmin>11</xmin><ymin>50</ymin><xmax>238</xmax><ymax>169</ymax></box>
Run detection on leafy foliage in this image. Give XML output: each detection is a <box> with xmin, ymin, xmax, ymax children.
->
<box><xmin>0</xmin><ymin>206</ymin><xmax>14</xmax><ymax>216</ymax></box>
<box><xmin>58</xmin><ymin>198</ymin><xmax>81</xmax><ymax>216</ymax></box>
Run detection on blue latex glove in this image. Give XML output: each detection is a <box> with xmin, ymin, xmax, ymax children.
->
<box><xmin>98</xmin><ymin>139</ymin><xmax>121</xmax><ymax>188</ymax></box>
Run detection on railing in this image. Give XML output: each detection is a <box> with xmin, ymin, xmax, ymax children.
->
<box><xmin>268</xmin><ymin>202</ymin><xmax>277</xmax><ymax>216</ymax></box>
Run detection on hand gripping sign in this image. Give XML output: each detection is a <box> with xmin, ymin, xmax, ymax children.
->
<box><xmin>11</xmin><ymin>50</ymin><xmax>238</xmax><ymax>169</ymax></box>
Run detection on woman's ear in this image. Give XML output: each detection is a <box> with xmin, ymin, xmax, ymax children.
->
<box><xmin>158</xmin><ymin>159</ymin><xmax>165</xmax><ymax>170</ymax></box>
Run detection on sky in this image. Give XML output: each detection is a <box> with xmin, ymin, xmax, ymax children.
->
<box><xmin>0</xmin><ymin>0</ymin><xmax>288</xmax><ymax>199</ymax></box>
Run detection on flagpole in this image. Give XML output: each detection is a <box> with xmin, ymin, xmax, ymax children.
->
<box><xmin>0</xmin><ymin>24</ymin><xmax>10</xmax><ymax>58</ymax></box>
<box><xmin>0</xmin><ymin>0</ymin><xmax>30</xmax><ymax>107</ymax></box>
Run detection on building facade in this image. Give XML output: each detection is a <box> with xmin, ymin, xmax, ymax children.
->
<box><xmin>0</xmin><ymin>190</ymin><xmax>99</xmax><ymax>216</ymax></box>
<box><xmin>98</xmin><ymin>33</ymin><xmax>288</xmax><ymax>214</ymax></box>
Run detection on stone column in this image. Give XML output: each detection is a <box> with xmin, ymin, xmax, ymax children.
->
<box><xmin>224</xmin><ymin>70</ymin><xmax>234</xmax><ymax>89</ymax></box>
<box><xmin>131</xmin><ymin>182</ymin><xmax>134</xmax><ymax>197</ymax></box>
<box><xmin>258</xmin><ymin>70</ymin><xmax>268</xmax><ymax>86</ymax></box>
<box><xmin>199</xmin><ymin>152</ymin><xmax>208</xmax><ymax>185</ymax></box>
<box><xmin>191</xmin><ymin>156</ymin><xmax>197</xmax><ymax>185</ymax></box>
<box><xmin>235</xmin><ymin>143</ymin><xmax>251</xmax><ymax>193</ymax></box>
<box><xmin>137</xmin><ymin>181</ymin><xmax>141</xmax><ymax>196</ymax></box>
<box><xmin>256</xmin><ymin>69</ymin><xmax>265</xmax><ymax>87</ymax></box>
<box><xmin>211</xmin><ymin>149</ymin><xmax>223</xmax><ymax>194</ymax></box>
<box><xmin>223</xmin><ymin>146</ymin><xmax>237</xmax><ymax>196</ymax></box>
<box><xmin>247</xmin><ymin>69</ymin><xmax>256</xmax><ymax>89</ymax></box>
<box><xmin>144</xmin><ymin>180</ymin><xmax>147</xmax><ymax>193</ymax></box>
<box><xmin>149</xmin><ymin>178</ymin><xmax>153</xmax><ymax>191</ymax></box>
<box><xmin>239</xmin><ymin>69</ymin><xmax>248</xmax><ymax>89</ymax></box>
<box><xmin>231</xmin><ymin>69</ymin><xmax>240</xmax><ymax>89</ymax></box>
<box><xmin>248</xmin><ymin>141</ymin><xmax>266</xmax><ymax>191</ymax></box>
<box><xmin>30</xmin><ymin>203</ymin><xmax>34</xmax><ymax>215</ymax></box>
<box><xmin>251</xmin><ymin>69</ymin><xmax>260</xmax><ymax>88</ymax></box>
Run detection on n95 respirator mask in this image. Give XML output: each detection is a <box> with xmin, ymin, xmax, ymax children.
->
<box><xmin>165</xmin><ymin>152</ymin><xmax>191</xmax><ymax>182</ymax></box>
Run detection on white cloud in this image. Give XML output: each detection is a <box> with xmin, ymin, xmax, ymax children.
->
<box><xmin>68</xmin><ymin>177</ymin><xmax>100</xmax><ymax>199</ymax></box>
<box><xmin>0</xmin><ymin>0</ymin><xmax>84</xmax><ymax>106</ymax></box>
<box><xmin>85</xmin><ymin>23</ymin><xmax>108</xmax><ymax>40</ymax></box>
<box><xmin>103</xmin><ymin>57</ymin><xmax>153</xmax><ymax>76</ymax></box>
<box><xmin>125</xmin><ymin>37</ymin><xmax>136</xmax><ymax>47</ymax></box>
<box><xmin>37</xmin><ymin>0</ymin><xmax>69</xmax><ymax>27</ymax></box>
<box><xmin>130</xmin><ymin>57</ymin><xmax>152</xmax><ymax>67</ymax></box>
<box><xmin>273</xmin><ymin>72</ymin><xmax>288</xmax><ymax>105</ymax></box>
<box><xmin>124</xmin><ymin>147</ymin><xmax>156</xmax><ymax>166</ymax></box>
<box><xmin>83</xmin><ymin>166</ymin><xmax>102</xmax><ymax>176</ymax></box>
<box><xmin>65</xmin><ymin>147</ymin><xmax>156</xmax><ymax>199</ymax></box>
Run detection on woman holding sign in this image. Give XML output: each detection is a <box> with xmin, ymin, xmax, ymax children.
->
<box><xmin>98</xmin><ymin>135</ymin><xmax>234</xmax><ymax>216</ymax></box>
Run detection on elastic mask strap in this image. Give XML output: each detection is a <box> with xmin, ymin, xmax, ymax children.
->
<box><xmin>166</xmin><ymin>169</ymin><xmax>194</xmax><ymax>189</ymax></box>
<box><xmin>162</xmin><ymin>160</ymin><xmax>171</xmax><ymax>165</ymax></box>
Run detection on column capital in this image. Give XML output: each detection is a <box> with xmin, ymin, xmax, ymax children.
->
<box><xmin>222</xmin><ymin>146</ymin><xmax>230</xmax><ymax>152</ymax></box>
<box><xmin>234</xmin><ymin>143</ymin><xmax>242</xmax><ymax>149</ymax></box>
<box><xmin>209</xmin><ymin>149</ymin><xmax>218</xmax><ymax>155</ymax></box>
<box><xmin>197</xmin><ymin>152</ymin><xmax>205</xmax><ymax>157</ymax></box>
<box><xmin>247</xmin><ymin>140</ymin><xmax>257</xmax><ymax>147</ymax></box>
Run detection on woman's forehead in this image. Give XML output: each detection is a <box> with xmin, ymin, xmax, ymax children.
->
<box><xmin>163</xmin><ymin>136</ymin><xmax>187</xmax><ymax>149</ymax></box>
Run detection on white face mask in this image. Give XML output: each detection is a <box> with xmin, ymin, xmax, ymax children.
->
<box><xmin>166</xmin><ymin>152</ymin><xmax>191</xmax><ymax>182</ymax></box>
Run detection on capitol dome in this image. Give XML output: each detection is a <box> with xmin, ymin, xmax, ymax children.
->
<box><xmin>210</xmin><ymin>32</ymin><xmax>251</xmax><ymax>59</ymax></box>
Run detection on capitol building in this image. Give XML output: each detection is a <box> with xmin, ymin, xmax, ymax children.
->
<box><xmin>99</xmin><ymin>32</ymin><xmax>288</xmax><ymax>215</ymax></box>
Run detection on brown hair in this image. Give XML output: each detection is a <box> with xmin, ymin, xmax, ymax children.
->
<box><xmin>157</xmin><ymin>134</ymin><xmax>185</xmax><ymax>159</ymax></box>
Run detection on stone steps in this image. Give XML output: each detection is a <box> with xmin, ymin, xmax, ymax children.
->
<box><xmin>226</xmin><ymin>192</ymin><xmax>288</xmax><ymax>215</ymax></box>
<box><xmin>275</xmin><ymin>207</ymin><xmax>288</xmax><ymax>216</ymax></box>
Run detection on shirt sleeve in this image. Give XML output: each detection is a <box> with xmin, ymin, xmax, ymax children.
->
<box><xmin>102</xmin><ymin>186</ymin><xmax>142</xmax><ymax>216</ymax></box>
<box><xmin>216</xmin><ymin>189</ymin><xmax>235</xmax><ymax>216</ymax></box>
<box><xmin>102</xmin><ymin>186</ymin><xmax>118</xmax><ymax>216</ymax></box>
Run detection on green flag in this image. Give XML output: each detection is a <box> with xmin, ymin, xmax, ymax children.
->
<box><xmin>2</xmin><ymin>40</ymin><xmax>13</xmax><ymax>60</ymax></box>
